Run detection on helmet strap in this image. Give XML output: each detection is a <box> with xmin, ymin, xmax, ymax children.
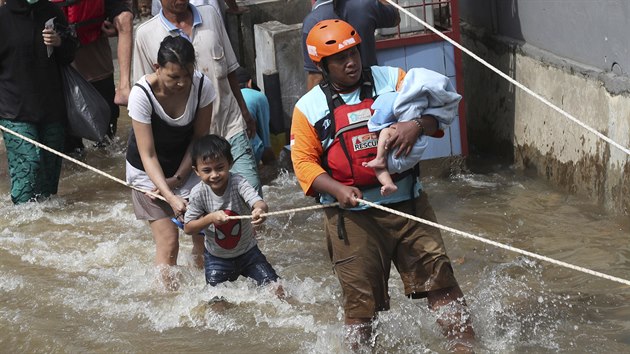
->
<box><xmin>319</xmin><ymin>58</ymin><xmax>331</xmax><ymax>84</ymax></box>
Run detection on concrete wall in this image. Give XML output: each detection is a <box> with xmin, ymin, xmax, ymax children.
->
<box><xmin>222</xmin><ymin>0</ymin><xmax>310</xmax><ymax>138</ymax></box>
<box><xmin>254</xmin><ymin>21</ymin><xmax>304</xmax><ymax>132</ymax></box>
<box><xmin>459</xmin><ymin>0</ymin><xmax>630</xmax><ymax>76</ymax></box>
<box><xmin>226</xmin><ymin>0</ymin><xmax>310</xmax><ymax>79</ymax></box>
<box><xmin>458</xmin><ymin>0</ymin><xmax>630</xmax><ymax>213</ymax></box>
<box><xmin>460</xmin><ymin>24</ymin><xmax>630</xmax><ymax>214</ymax></box>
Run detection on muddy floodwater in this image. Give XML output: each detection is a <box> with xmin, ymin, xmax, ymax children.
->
<box><xmin>0</xmin><ymin>114</ymin><xmax>628</xmax><ymax>353</ymax></box>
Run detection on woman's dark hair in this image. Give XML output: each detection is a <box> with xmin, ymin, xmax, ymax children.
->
<box><xmin>191</xmin><ymin>134</ymin><xmax>234</xmax><ymax>167</ymax></box>
<box><xmin>156</xmin><ymin>35</ymin><xmax>196</xmax><ymax>71</ymax></box>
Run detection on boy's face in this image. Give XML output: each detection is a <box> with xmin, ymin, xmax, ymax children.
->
<box><xmin>322</xmin><ymin>46</ymin><xmax>362</xmax><ymax>90</ymax></box>
<box><xmin>193</xmin><ymin>156</ymin><xmax>231</xmax><ymax>195</ymax></box>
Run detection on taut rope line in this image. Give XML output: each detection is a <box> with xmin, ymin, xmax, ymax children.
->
<box><xmin>228</xmin><ymin>196</ymin><xmax>630</xmax><ymax>286</ymax></box>
<box><xmin>384</xmin><ymin>0</ymin><xmax>630</xmax><ymax>157</ymax></box>
<box><xmin>356</xmin><ymin>197</ymin><xmax>630</xmax><ymax>287</ymax></box>
<box><xmin>0</xmin><ymin>123</ymin><xmax>335</xmax><ymax>214</ymax></box>
<box><xmin>2</xmin><ymin>122</ymin><xmax>627</xmax><ymax>285</ymax></box>
<box><xmin>225</xmin><ymin>202</ymin><xmax>339</xmax><ymax>219</ymax></box>
<box><xmin>0</xmin><ymin>124</ymin><xmax>165</xmax><ymax>201</ymax></box>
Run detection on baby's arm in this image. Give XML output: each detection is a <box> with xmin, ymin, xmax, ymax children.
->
<box><xmin>251</xmin><ymin>200</ymin><xmax>269</xmax><ymax>226</ymax></box>
<box><xmin>184</xmin><ymin>211</ymin><xmax>229</xmax><ymax>235</ymax></box>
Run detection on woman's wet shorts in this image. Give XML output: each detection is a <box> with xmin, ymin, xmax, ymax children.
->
<box><xmin>324</xmin><ymin>192</ymin><xmax>459</xmax><ymax>319</ymax></box>
<box><xmin>131</xmin><ymin>189</ymin><xmax>174</xmax><ymax>221</ymax></box>
<box><xmin>203</xmin><ymin>245</ymin><xmax>279</xmax><ymax>286</ymax></box>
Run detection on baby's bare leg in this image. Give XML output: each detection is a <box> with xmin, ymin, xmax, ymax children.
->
<box><xmin>361</xmin><ymin>128</ymin><xmax>398</xmax><ymax>196</ymax></box>
<box><xmin>374</xmin><ymin>167</ymin><xmax>398</xmax><ymax>196</ymax></box>
<box><xmin>362</xmin><ymin>127</ymin><xmax>393</xmax><ymax>169</ymax></box>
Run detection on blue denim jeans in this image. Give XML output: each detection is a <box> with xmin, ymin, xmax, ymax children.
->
<box><xmin>204</xmin><ymin>245</ymin><xmax>279</xmax><ymax>286</ymax></box>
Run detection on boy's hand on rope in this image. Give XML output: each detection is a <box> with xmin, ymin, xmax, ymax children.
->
<box><xmin>212</xmin><ymin>210</ymin><xmax>229</xmax><ymax>225</ymax></box>
<box><xmin>251</xmin><ymin>207</ymin><xmax>266</xmax><ymax>226</ymax></box>
<box><xmin>251</xmin><ymin>200</ymin><xmax>268</xmax><ymax>226</ymax></box>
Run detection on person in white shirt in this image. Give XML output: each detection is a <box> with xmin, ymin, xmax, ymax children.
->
<box><xmin>126</xmin><ymin>35</ymin><xmax>215</xmax><ymax>290</ymax></box>
<box><xmin>133</xmin><ymin>1</ymin><xmax>262</xmax><ymax>196</ymax></box>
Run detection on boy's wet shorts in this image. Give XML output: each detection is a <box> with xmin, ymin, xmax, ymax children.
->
<box><xmin>204</xmin><ymin>245</ymin><xmax>279</xmax><ymax>286</ymax></box>
<box><xmin>324</xmin><ymin>191</ymin><xmax>459</xmax><ymax>319</ymax></box>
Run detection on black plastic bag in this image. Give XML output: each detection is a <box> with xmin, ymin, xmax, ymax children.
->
<box><xmin>61</xmin><ymin>65</ymin><xmax>110</xmax><ymax>141</ymax></box>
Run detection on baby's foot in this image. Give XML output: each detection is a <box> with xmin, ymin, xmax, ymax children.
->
<box><xmin>362</xmin><ymin>157</ymin><xmax>387</xmax><ymax>169</ymax></box>
<box><xmin>381</xmin><ymin>184</ymin><xmax>398</xmax><ymax>196</ymax></box>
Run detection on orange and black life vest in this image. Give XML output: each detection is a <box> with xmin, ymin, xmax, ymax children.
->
<box><xmin>51</xmin><ymin>0</ymin><xmax>105</xmax><ymax>46</ymax></box>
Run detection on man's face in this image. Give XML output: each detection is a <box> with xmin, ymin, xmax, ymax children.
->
<box><xmin>161</xmin><ymin>0</ymin><xmax>189</xmax><ymax>15</ymax></box>
<box><xmin>322</xmin><ymin>46</ymin><xmax>362</xmax><ymax>90</ymax></box>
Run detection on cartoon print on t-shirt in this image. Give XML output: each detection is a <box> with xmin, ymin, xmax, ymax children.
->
<box><xmin>214</xmin><ymin>209</ymin><xmax>241</xmax><ymax>249</ymax></box>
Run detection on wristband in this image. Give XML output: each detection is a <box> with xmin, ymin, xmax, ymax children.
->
<box><xmin>413</xmin><ymin>118</ymin><xmax>425</xmax><ymax>136</ymax></box>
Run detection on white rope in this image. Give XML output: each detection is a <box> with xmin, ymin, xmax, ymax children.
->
<box><xmin>0</xmin><ymin>124</ymin><xmax>165</xmax><ymax>201</ymax></box>
<box><xmin>226</xmin><ymin>202</ymin><xmax>339</xmax><ymax>219</ymax></box>
<box><xmin>229</xmin><ymin>194</ymin><xmax>630</xmax><ymax>286</ymax></box>
<box><xmin>356</xmin><ymin>197</ymin><xmax>630</xmax><ymax>287</ymax></box>
<box><xmin>0</xmin><ymin>123</ymin><xmax>337</xmax><ymax>216</ymax></box>
<box><xmin>384</xmin><ymin>0</ymin><xmax>630</xmax><ymax>156</ymax></box>
<box><xmin>3</xmin><ymin>123</ymin><xmax>627</xmax><ymax>286</ymax></box>
<box><xmin>0</xmin><ymin>123</ymin><xmax>340</xmax><ymax>215</ymax></box>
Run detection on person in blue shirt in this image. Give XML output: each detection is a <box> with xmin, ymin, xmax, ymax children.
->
<box><xmin>301</xmin><ymin>0</ymin><xmax>400</xmax><ymax>90</ymax></box>
<box><xmin>235</xmin><ymin>67</ymin><xmax>275</xmax><ymax>165</ymax></box>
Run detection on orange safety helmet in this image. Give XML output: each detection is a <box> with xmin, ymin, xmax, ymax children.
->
<box><xmin>306</xmin><ymin>19</ymin><xmax>362</xmax><ymax>63</ymax></box>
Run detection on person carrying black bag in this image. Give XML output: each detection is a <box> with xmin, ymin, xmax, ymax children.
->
<box><xmin>0</xmin><ymin>0</ymin><xmax>77</xmax><ymax>204</ymax></box>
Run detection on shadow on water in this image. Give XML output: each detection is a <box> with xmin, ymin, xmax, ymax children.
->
<box><xmin>0</xmin><ymin>115</ymin><xmax>629</xmax><ymax>353</ymax></box>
